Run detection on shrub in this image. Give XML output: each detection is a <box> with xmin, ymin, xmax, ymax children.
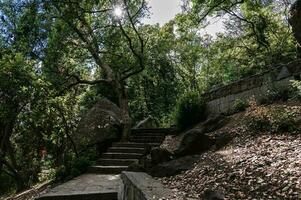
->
<box><xmin>232</xmin><ymin>99</ymin><xmax>248</xmax><ymax>112</ymax></box>
<box><xmin>265</xmin><ymin>85</ymin><xmax>292</xmax><ymax>103</ymax></box>
<box><xmin>244</xmin><ymin>100</ymin><xmax>298</xmax><ymax>133</ymax></box>
<box><xmin>244</xmin><ymin>101</ymin><xmax>270</xmax><ymax>131</ymax></box>
<box><xmin>55</xmin><ymin>149</ymin><xmax>97</xmax><ymax>181</ymax></box>
<box><xmin>174</xmin><ymin>91</ymin><xmax>207</xmax><ymax>131</ymax></box>
<box><xmin>269</xmin><ymin>108</ymin><xmax>297</xmax><ymax>132</ymax></box>
<box><xmin>70</xmin><ymin>156</ymin><xmax>91</xmax><ymax>177</ymax></box>
<box><xmin>291</xmin><ymin>80</ymin><xmax>301</xmax><ymax>100</ymax></box>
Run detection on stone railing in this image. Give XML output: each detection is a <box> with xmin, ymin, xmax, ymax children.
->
<box><xmin>119</xmin><ymin>171</ymin><xmax>174</xmax><ymax>200</ymax></box>
<box><xmin>203</xmin><ymin>60</ymin><xmax>301</xmax><ymax>115</ymax></box>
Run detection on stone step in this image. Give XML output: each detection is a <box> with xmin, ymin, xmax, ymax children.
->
<box><xmin>37</xmin><ymin>174</ymin><xmax>120</xmax><ymax>200</ymax></box>
<box><xmin>96</xmin><ymin>159</ymin><xmax>138</xmax><ymax>166</ymax></box>
<box><xmin>101</xmin><ymin>152</ymin><xmax>143</xmax><ymax>159</ymax></box>
<box><xmin>112</xmin><ymin>142</ymin><xmax>160</xmax><ymax>148</ymax></box>
<box><xmin>131</xmin><ymin>128</ymin><xmax>174</xmax><ymax>134</ymax></box>
<box><xmin>107</xmin><ymin>147</ymin><xmax>146</xmax><ymax>154</ymax></box>
<box><xmin>38</xmin><ymin>192</ymin><xmax>118</xmax><ymax>200</ymax></box>
<box><xmin>130</xmin><ymin>132</ymin><xmax>166</xmax><ymax>137</ymax></box>
<box><xmin>129</xmin><ymin>138</ymin><xmax>164</xmax><ymax>143</ymax></box>
<box><xmin>129</xmin><ymin>136</ymin><xmax>165</xmax><ymax>140</ymax></box>
<box><xmin>87</xmin><ymin>166</ymin><xmax>128</xmax><ymax>174</ymax></box>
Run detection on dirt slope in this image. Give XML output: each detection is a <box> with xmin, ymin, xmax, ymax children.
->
<box><xmin>159</xmin><ymin>104</ymin><xmax>301</xmax><ymax>200</ymax></box>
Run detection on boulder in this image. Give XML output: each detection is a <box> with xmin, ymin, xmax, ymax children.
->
<box><xmin>203</xmin><ymin>189</ymin><xmax>225</xmax><ymax>200</ymax></box>
<box><xmin>127</xmin><ymin>163</ymin><xmax>145</xmax><ymax>172</ymax></box>
<box><xmin>277</xmin><ymin>66</ymin><xmax>291</xmax><ymax>80</ymax></box>
<box><xmin>173</xmin><ymin>116</ymin><xmax>229</xmax><ymax>157</ymax></box>
<box><xmin>150</xmin><ymin>148</ymin><xmax>174</xmax><ymax>165</ymax></box>
<box><xmin>140</xmin><ymin>154</ymin><xmax>152</xmax><ymax>171</ymax></box>
<box><xmin>150</xmin><ymin>155</ymin><xmax>199</xmax><ymax>177</ymax></box>
<box><xmin>212</xmin><ymin>132</ymin><xmax>233</xmax><ymax>150</ymax></box>
<box><xmin>134</xmin><ymin>116</ymin><xmax>157</xmax><ymax>129</ymax></box>
<box><xmin>75</xmin><ymin>98</ymin><xmax>122</xmax><ymax>150</ymax></box>
<box><xmin>195</xmin><ymin>115</ymin><xmax>229</xmax><ymax>133</ymax></box>
<box><xmin>174</xmin><ymin>128</ymin><xmax>212</xmax><ymax>157</ymax></box>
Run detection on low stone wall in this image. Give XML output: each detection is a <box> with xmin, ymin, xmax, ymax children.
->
<box><xmin>119</xmin><ymin>171</ymin><xmax>174</xmax><ymax>200</ymax></box>
<box><xmin>204</xmin><ymin>60</ymin><xmax>301</xmax><ymax>115</ymax></box>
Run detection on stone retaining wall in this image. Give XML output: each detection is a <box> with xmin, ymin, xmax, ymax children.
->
<box><xmin>119</xmin><ymin>171</ymin><xmax>174</xmax><ymax>200</ymax></box>
<box><xmin>204</xmin><ymin>60</ymin><xmax>301</xmax><ymax>115</ymax></box>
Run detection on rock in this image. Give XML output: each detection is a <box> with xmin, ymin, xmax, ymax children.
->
<box><xmin>127</xmin><ymin>163</ymin><xmax>145</xmax><ymax>172</ymax></box>
<box><xmin>75</xmin><ymin>98</ymin><xmax>122</xmax><ymax>150</ymax></box>
<box><xmin>203</xmin><ymin>189</ymin><xmax>225</xmax><ymax>200</ymax></box>
<box><xmin>174</xmin><ymin>129</ymin><xmax>212</xmax><ymax>157</ymax></box>
<box><xmin>173</xmin><ymin>116</ymin><xmax>229</xmax><ymax>157</ymax></box>
<box><xmin>212</xmin><ymin>132</ymin><xmax>233</xmax><ymax>150</ymax></box>
<box><xmin>134</xmin><ymin>116</ymin><xmax>157</xmax><ymax>128</ymax></box>
<box><xmin>150</xmin><ymin>148</ymin><xmax>174</xmax><ymax>165</ymax></box>
<box><xmin>140</xmin><ymin>155</ymin><xmax>152</xmax><ymax>171</ymax></box>
<box><xmin>277</xmin><ymin>66</ymin><xmax>291</xmax><ymax>80</ymax></box>
<box><xmin>195</xmin><ymin>115</ymin><xmax>229</xmax><ymax>133</ymax></box>
<box><xmin>150</xmin><ymin>155</ymin><xmax>199</xmax><ymax>177</ymax></box>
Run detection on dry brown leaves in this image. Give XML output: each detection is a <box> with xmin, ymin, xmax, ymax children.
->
<box><xmin>159</xmin><ymin>105</ymin><xmax>301</xmax><ymax>200</ymax></box>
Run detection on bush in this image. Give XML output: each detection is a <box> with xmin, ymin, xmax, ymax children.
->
<box><xmin>269</xmin><ymin>108</ymin><xmax>297</xmax><ymax>132</ymax></box>
<box><xmin>244</xmin><ymin>101</ymin><xmax>270</xmax><ymax>131</ymax></box>
<box><xmin>174</xmin><ymin>91</ymin><xmax>207</xmax><ymax>131</ymax></box>
<box><xmin>55</xmin><ymin>149</ymin><xmax>97</xmax><ymax>181</ymax></box>
<box><xmin>55</xmin><ymin>156</ymin><xmax>91</xmax><ymax>181</ymax></box>
<box><xmin>266</xmin><ymin>85</ymin><xmax>292</xmax><ymax>103</ymax></box>
<box><xmin>0</xmin><ymin>174</ymin><xmax>16</xmax><ymax>196</ymax></box>
<box><xmin>258</xmin><ymin>85</ymin><xmax>293</xmax><ymax>105</ymax></box>
<box><xmin>232</xmin><ymin>99</ymin><xmax>248</xmax><ymax>112</ymax></box>
<box><xmin>244</xmin><ymin>100</ymin><xmax>298</xmax><ymax>133</ymax></box>
<box><xmin>291</xmin><ymin>80</ymin><xmax>301</xmax><ymax>100</ymax></box>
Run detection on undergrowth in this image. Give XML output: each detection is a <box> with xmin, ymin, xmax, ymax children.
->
<box><xmin>244</xmin><ymin>100</ymin><xmax>299</xmax><ymax>133</ymax></box>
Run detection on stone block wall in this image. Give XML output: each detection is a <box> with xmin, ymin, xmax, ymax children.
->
<box><xmin>204</xmin><ymin>60</ymin><xmax>301</xmax><ymax>115</ymax></box>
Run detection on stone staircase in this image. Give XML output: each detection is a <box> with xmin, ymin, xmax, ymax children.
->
<box><xmin>37</xmin><ymin>128</ymin><xmax>172</xmax><ymax>200</ymax></box>
<box><xmin>87</xmin><ymin>128</ymin><xmax>168</xmax><ymax>174</ymax></box>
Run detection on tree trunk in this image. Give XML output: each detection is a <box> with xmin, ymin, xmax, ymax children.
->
<box><xmin>114</xmin><ymin>80</ymin><xmax>132</xmax><ymax>141</ymax></box>
<box><xmin>289</xmin><ymin>0</ymin><xmax>301</xmax><ymax>58</ymax></box>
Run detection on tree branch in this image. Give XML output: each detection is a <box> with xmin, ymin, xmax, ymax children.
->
<box><xmin>53</xmin><ymin>3</ymin><xmax>114</xmax><ymax>79</ymax></box>
<box><xmin>119</xmin><ymin>0</ymin><xmax>146</xmax><ymax>80</ymax></box>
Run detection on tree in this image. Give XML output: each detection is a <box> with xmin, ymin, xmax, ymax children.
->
<box><xmin>289</xmin><ymin>0</ymin><xmax>301</xmax><ymax>57</ymax></box>
<box><xmin>43</xmin><ymin>0</ymin><xmax>148</xmax><ymax>139</ymax></box>
<box><xmin>0</xmin><ymin>1</ymin><xmax>82</xmax><ymax>192</ymax></box>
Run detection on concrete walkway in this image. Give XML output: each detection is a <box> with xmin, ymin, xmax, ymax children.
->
<box><xmin>38</xmin><ymin>174</ymin><xmax>121</xmax><ymax>200</ymax></box>
<box><xmin>37</xmin><ymin>128</ymin><xmax>171</xmax><ymax>200</ymax></box>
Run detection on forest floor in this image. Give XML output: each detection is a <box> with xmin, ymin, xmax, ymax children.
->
<box><xmin>159</xmin><ymin>103</ymin><xmax>301</xmax><ymax>200</ymax></box>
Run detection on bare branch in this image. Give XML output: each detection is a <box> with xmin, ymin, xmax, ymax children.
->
<box><xmin>119</xmin><ymin>0</ymin><xmax>146</xmax><ymax>80</ymax></box>
<box><xmin>53</xmin><ymin>3</ymin><xmax>114</xmax><ymax>79</ymax></box>
<box><xmin>224</xmin><ymin>9</ymin><xmax>270</xmax><ymax>49</ymax></box>
<box><xmin>56</xmin><ymin>73</ymin><xmax>110</xmax><ymax>96</ymax></box>
<box><xmin>197</xmin><ymin>0</ymin><xmax>244</xmax><ymax>23</ymax></box>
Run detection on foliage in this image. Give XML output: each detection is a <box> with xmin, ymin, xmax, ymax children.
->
<box><xmin>258</xmin><ymin>85</ymin><xmax>293</xmax><ymax>105</ymax></box>
<box><xmin>174</xmin><ymin>91</ymin><xmax>207</xmax><ymax>131</ymax></box>
<box><xmin>0</xmin><ymin>0</ymin><xmax>300</xmax><ymax>196</ymax></box>
<box><xmin>191</xmin><ymin>0</ymin><xmax>296</xmax><ymax>89</ymax></box>
<box><xmin>266</xmin><ymin>85</ymin><xmax>292</xmax><ymax>102</ymax></box>
<box><xmin>55</xmin><ymin>149</ymin><xmax>97</xmax><ymax>181</ymax></box>
<box><xmin>128</xmin><ymin>24</ymin><xmax>182</xmax><ymax>124</ymax></box>
<box><xmin>291</xmin><ymin>80</ymin><xmax>301</xmax><ymax>100</ymax></box>
<box><xmin>232</xmin><ymin>99</ymin><xmax>249</xmax><ymax>112</ymax></box>
<box><xmin>244</xmin><ymin>101</ymin><xmax>298</xmax><ymax>133</ymax></box>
